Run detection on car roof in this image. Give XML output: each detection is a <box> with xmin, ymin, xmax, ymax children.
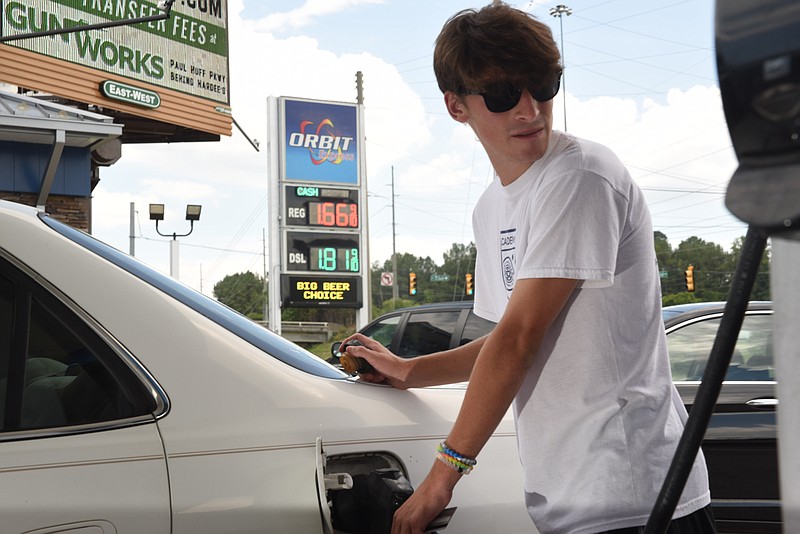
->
<box><xmin>373</xmin><ymin>300</ymin><xmax>475</xmax><ymax>317</ymax></box>
<box><xmin>361</xmin><ymin>300</ymin><xmax>476</xmax><ymax>331</ymax></box>
<box><xmin>662</xmin><ymin>300</ymin><xmax>772</xmax><ymax>328</ymax></box>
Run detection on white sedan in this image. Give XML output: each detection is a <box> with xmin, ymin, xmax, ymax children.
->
<box><xmin>0</xmin><ymin>199</ymin><xmax>531</xmax><ymax>534</ymax></box>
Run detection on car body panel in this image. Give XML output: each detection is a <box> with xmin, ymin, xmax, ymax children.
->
<box><xmin>664</xmin><ymin>303</ymin><xmax>779</xmax><ymax>531</ymax></box>
<box><xmin>0</xmin><ymin>424</ymin><xmax>170</xmax><ymax>533</ymax></box>
<box><xmin>0</xmin><ymin>201</ymin><xmax>532</xmax><ymax>533</ymax></box>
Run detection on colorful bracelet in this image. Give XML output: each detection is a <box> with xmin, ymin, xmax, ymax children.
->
<box><xmin>436</xmin><ymin>441</ymin><xmax>477</xmax><ymax>475</ymax></box>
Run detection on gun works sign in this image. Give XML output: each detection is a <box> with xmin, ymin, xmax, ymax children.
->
<box><xmin>0</xmin><ymin>0</ymin><xmax>231</xmax><ymax>137</ymax></box>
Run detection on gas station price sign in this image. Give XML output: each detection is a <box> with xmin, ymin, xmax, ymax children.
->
<box><xmin>286</xmin><ymin>231</ymin><xmax>360</xmax><ymax>273</ymax></box>
<box><xmin>285</xmin><ymin>185</ymin><xmax>359</xmax><ymax>229</ymax></box>
<box><xmin>281</xmin><ymin>274</ymin><xmax>362</xmax><ymax>308</ymax></box>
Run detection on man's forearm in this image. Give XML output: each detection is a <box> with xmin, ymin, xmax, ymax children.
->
<box><xmin>404</xmin><ymin>335</ymin><xmax>488</xmax><ymax>387</ymax></box>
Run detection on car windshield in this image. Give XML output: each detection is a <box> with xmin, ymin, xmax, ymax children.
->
<box><xmin>42</xmin><ymin>214</ymin><xmax>346</xmax><ymax>380</ymax></box>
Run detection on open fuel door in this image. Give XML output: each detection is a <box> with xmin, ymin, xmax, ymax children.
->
<box><xmin>315</xmin><ymin>437</ymin><xmax>454</xmax><ymax>534</ymax></box>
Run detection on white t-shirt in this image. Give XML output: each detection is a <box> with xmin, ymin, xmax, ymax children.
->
<box><xmin>472</xmin><ymin>131</ymin><xmax>710</xmax><ymax>534</ymax></box>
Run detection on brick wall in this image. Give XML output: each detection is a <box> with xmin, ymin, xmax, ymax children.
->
<box><xmin>0</xmin><ymin>192</ymin><xmax>90</xmax><ymax>231</ymax></box>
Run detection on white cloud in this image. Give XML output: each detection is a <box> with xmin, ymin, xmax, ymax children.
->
<box><xmin>253</xmin><ymin>0</ymin><xmax>386</xmax><ymax>33</ymax></box>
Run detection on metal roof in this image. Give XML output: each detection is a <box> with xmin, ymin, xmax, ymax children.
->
<box><xmin>0</xmin><ymin>89</ymin><xmax>122</xmax><ymax>148</ymax></box>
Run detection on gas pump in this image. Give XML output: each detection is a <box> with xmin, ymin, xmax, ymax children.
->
<box><xmin>645</xmin><ymin>1</ymin><xmax>800</xmax><ymax>532</ymax></box>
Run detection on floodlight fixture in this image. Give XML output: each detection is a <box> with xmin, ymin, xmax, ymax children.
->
<box><xmin>149</xmin><ymin>203</ymin><xmax>165</xmax><ymax>221</ymax></box>
<box><xmin>148</xmin><ymin>203</ymin><xmax>202</xmax><ymax>280</ymax></box>
<box><xmin>150</xmin><ymin>203</ymin><xmax>201</xmax><ymax>239</ymax></box>
<box><xmin>185</xmin><ymin>204</ymin><xmax>202</xmax><ymax>222</ymax></box>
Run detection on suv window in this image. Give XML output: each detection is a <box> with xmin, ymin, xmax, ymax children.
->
<box><xmin>667</xmin><ymin>313</ymin><xmax>773</xmax><ymax>382</ymax></box>
<box><xmin>0</xmin><ymin>256</ymin><xmax>156</xmax><ymax>434</ymax></box>
<box><xmin>398</xmin><ymin>311</ymin><xmax>460</xmax><ymax>357</ymax></box>
<box><xmin>460</xmin><ymin>311</ymin><xmax>494</xmax><ymax>346</ymax></box>
<box><xmin>361</xmin><ymin>314</ymin><xmax>401</xmax><ymax>349</ymax></box>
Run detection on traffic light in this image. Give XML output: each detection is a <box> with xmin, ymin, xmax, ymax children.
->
<box><xmin>685</xmin><ymin>265</ymin><xmax>695</xmax><ymax>292</ymax></box>
<box><xmin>409</xmin><ymin>272</ymin><xmax>417</xmax><ymax>295</ymax></box>
<box><xmin>465</xmin><ymin>273</ymin><xmax>474</xmax><ymax>296</ymax></box>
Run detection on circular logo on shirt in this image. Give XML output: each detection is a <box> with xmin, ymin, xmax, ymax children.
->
<box><xmin>502</xmin><ymin>255</ymin><xmax>515</xmax><ymax>292</ymax></box>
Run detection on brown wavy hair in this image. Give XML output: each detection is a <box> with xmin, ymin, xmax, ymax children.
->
<box><xmin>433</xmin><ymin>2</ymin><xmax>562</xmax><ymax>94</ymax></box>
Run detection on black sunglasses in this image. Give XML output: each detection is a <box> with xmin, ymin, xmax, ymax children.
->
<box><xmin>461</xmin><ymin>72</ymin><xmax>562</xmax><ymax>113</ymax></box>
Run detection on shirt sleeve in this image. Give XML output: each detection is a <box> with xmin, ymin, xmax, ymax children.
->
<box><xmin>516</xmin><ymin>169</ymin><xmax>629</xmax><ymax>288</ymax></box>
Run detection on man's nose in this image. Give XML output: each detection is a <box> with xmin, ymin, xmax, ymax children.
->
<box><xmin>514</xmin><ymin>89</ymin><xmax>541</xmax><ymax>117</ymax></box>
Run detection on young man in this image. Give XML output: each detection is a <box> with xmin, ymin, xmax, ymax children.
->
<box><xmin>342</xmin><ymin>3</ymin><xmax>715</xmax><ymax>533</ymax></box>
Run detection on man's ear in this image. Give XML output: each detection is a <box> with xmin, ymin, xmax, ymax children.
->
<box><xmin>444</xmin><ymin>91</ymin><xmax>469</xmax><ymax>123</ymax></box>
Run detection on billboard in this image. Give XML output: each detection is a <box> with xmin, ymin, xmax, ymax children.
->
<box><xmin>282</xmin><ymin>98</ymin><xmax>358</xmax><ymax>185</ymax></box>
<box><xmin>271</xmin><ymin>96</ymin><xmax>366</xmax><ymax>312</ymax></box>
<box><xmin>0</xmin><ymin>0</ymin><xmax>231</xmax><ymax>136</ymax></box>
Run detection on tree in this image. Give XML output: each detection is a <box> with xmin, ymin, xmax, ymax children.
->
<box><xmin>370</xmin><ymin>252</ymin><xmax>438</xmax><ymax>307</ymax></box>
<box><xmin>216</xmin><ymin>232</ymin><xmax>773</xmax><ymax>328</ymax></box>
<box><xmin>672</xmin><ymin>236</ymin><xmax>729</xmax><ymax>301</ymax></box>
<box><xmin>656</xmin><ymin>232</ymin><xmax>772</xmax><ymax>304</ymax></box>
<box><xmin>654</xmin><ymin>231</ymin><xmax>676</xmax><ymax>297</ymax></box>
<box><xmin>727</xmin><ymin>236</ymin><xmax>771</xmax><ymax>301</ymax></box>
<box><xmin>654</xmin><ymin>231</ymin><xmax>673</xmax><ymax>269</ymax></box>
<box><xmin>367</xmin><ymin>243</ymin><xmax>479</xmax><ymax>306</ymax></box>
<box><xmin>439</xmin><ymin>242</ymin><xmax>477</xmax><ymax>302</ymax></box>
<box><xmin>213</xmin><ymin>271</ymin><xmax>265</xmax><ymax>319</ymax></box>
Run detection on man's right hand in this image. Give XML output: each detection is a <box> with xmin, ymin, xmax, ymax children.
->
<box><xmin>338</xmin><ymin>333</ymin><xmax>414</xmax><ymax>389</ymax></box>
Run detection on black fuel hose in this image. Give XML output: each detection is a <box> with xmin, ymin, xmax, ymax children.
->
<box><xmin>644</xmin><ymin>225</ymin><xmax>769</xmax><ymax>534</ymax></box>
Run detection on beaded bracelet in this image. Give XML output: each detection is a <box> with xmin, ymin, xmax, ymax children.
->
<box><xmin>436</xmin><ymin>441</ymin><xmax>477</xmax><ymax>475</ymax></box>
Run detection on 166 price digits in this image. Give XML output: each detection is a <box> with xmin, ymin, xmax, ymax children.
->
<box><xmin>309</xmin><ymin>201</ymin><xmax>358</xmax><ymax>228</ymax></box>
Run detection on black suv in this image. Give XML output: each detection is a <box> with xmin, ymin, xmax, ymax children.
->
<box><xmin>332</xmin><ymin>301</ymin><xmax>494</xmax><ymax>359</ymax></box>
<box><xmin>335</xmin><ymin>300</ymin><xmax>779</xmax><ymax>533</ymax></box>
<box><xmin>663</xmin><ymin>301</ymin><xmax>777</xmax><ymax>533</ymax></box>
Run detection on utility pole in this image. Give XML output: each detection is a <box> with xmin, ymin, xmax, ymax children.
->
<box><xmin>355</xmin><ymin>71</ymin><xmax>371</xmax><ymax>326</ymax></box>
<box><xmin>268</xmin><ymin>228</ymin><xmax>269</xmax><ymax>324</ymax></box>
<box><xmin>391</xmin><ymin>166</ymin><xmax>399</xmax><ymax>303</ymax></box>
<box><xmin>129</xmin><ymin>202</ymin><xmax>136</xmax><ymax>256</ymax></box>
<box><xmin>549</xmin><ymin>4</ymin><xmax>571</xmax><ymax>132</ymax></box>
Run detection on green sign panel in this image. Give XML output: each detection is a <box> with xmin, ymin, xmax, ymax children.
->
<box><xmin>100</xmin><ymin>80</ymin><xmax>160</xmax><ymax>108</ymax></box>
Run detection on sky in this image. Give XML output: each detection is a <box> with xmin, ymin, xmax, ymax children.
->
<box><xmin>87</xmin><ymin>0</ymin><xmax>746</xmax><ymax>297</ymax></box>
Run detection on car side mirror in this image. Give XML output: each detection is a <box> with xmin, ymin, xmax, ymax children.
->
<box><xmin>330</xmin><ymin>341</ymin><xmax>342</xmax><ymax>361</ymax></box>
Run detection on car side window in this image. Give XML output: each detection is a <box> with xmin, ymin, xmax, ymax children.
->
<box><xmin>398</xmin><ymin>311</ymin><xmax>460</xmax><ymax>357</ymax></box>
<box><xmin>667</xmin><ymin>313</ymin><xmax>773</xmax><ymax>382</ymax></box>
<box><xmin>0</xmin><ymin>273</ymin><xmax>14</xmax><ymax>431</ymax></box>
<box><xmin>0</xmin><ymin>258</ymin><xmax>156</xmax><ymax>434</ymax></box>
<box><xmin>460</xmin><ymin>311</ymin><xmax>495</xmax><ymax>346</ymax></box>
<box><xmin>361</xmin><ymin>315</ymin><xmax>401</xmax><ymax>349</ymax></box>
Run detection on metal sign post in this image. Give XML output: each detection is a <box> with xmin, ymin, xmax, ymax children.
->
<box><xmin>266</xmin><ymin>94</ymin><xmax>368</xmax><ymax>334</ymax></box>
<box><xmin>771</xmin><ymin>235</ymin><xmax>800</xmax><ymax>531</ymax></box>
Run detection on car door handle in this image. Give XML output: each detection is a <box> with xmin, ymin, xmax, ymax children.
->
<box><xmin>746</xmin><ymin>398</ymin><xmax>778</xmax><ymax>407</ymax></box>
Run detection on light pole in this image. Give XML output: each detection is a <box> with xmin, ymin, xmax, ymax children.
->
<box><xmin>149</xmin><ymin>203</ymin><xmax>202</xmax><ymax>279</ymax></box>
<box><xmin>549</xmin><ymin>4</ymin><xmax>571</xmax><ymax>132</ymax></box>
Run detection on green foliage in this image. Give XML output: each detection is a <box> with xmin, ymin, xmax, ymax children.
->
<box><xmin>214</xmin><ymin>234</ymin><xmax>771</xmax><ymax>327</ymax></box>
<box><xmin>729</xmin><ymin>236</ymin><xmax>771</xmax><ymax>301</ymax></box>
<box><xmin>370</xmin><ymin>243</ymin><xmax>478</xmax><ymax>307</ymax></box>
<box><xmin>373</xmin><ymin>298</ymin><xmax>417</xmax><ymax>318</ymax></box>
<box><xmin>281</xmin><ymin>306</ymin><xmax>356</xmax><ymax>325</ymax></box>
<box><xmin>305</xmin><ymin>323</ymin><xmax>355</xmax><ymax>360</ymax></box>
<box><xmin>658</xmin><ymin>233</ymin><xmax>771</xmax><ymax>304</ymax></box>
<box><xmin>213</xmin><ymin>271</ymin><xmax>265</xmax><ymax>319</ymax></box>
<box><xmin>662</xmin><ymin>292</ymin><xmax>702</xmax><ymax>307</ymax></box>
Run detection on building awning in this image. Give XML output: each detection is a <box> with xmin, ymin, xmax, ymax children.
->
<box><xmin>0</xmin><ymin>89</ymin><xmax>122</xmax><ymax>147</ymax></box>
<box><xmin>0</xmin><ymin>89</ymin><xmax>122</xmax><ymax>207</ymax></box>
